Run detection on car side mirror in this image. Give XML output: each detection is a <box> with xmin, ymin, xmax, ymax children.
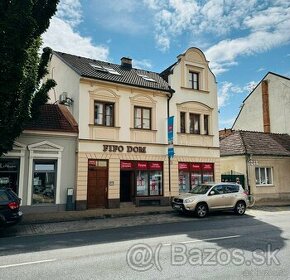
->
<box><xmin>209</xmin><ymin>191</ymin><xmax>215</xmax><ymax>196</ymax></box>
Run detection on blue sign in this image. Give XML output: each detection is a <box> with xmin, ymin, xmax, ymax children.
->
<box><xmin>168</xmin><ymin>116</ymin><xmax>174</xmax><ymax>158</ymax></box>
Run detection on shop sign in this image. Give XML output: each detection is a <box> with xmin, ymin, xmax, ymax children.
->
<box><xmin>137</xmin><ymin>162</ymin><xmax>148</xmax><ymax>170</ymax></box>
<box><xmin>149</xmin><ymin>162</ymin><xmax>163</xmax><ymax>170</ymax></box>
<box><xmin>120</xmin><ymin>161</ymin><xmax>134</xmax><ymax>169</ymax></box>
<box><xmin>178</xmin><ymin>162</ymin><xmax>189</xmax><ymax>171</ymax></box>
<box><xmin>0</xmin><ymin>160</ymin><xmax>18</xmax><ymax>172</ymax></box>
<box><xmin>103</xmin><ymin>145</ymin><xmax>146</xmax><ymax>153</ymax></box>
<box><xmin>191</xmin><ymin>163</ymin><xmax>202</xmax><ymax>171</ymax></box>
<box><xmin>202</xmin><ymin>163</ymin><xmax>214</xmax><ymax>171</ymax></box>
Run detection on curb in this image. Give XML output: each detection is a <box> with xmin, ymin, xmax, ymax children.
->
<box><xmin>20</xmin><ymin>209</ymin><xmax>174</xmax><ymax>225</ymax></box>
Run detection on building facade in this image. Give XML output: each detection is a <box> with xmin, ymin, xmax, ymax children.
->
<box><xmin>220</xmin><ymin>131</ymin><xmax>290</xmax><ymax>201</ymax></box>
<box><xmin>47</xmin><ymin>47</ymin><xmax>220</xmax><ymax>209</ymax></box>
<box><xmin>0</xmin><ymin>104</ymin><xmax>78</xmax><ymax>212</ymax></box>
<box><xmin>161</xmin><ymin>47</ymin><xmax>220</xmax><ymax>194</ymax></box>
<box><xmin>232</xmin><ymin>72</ymin><xmax>290</xmax><ymax>134</ymax></box>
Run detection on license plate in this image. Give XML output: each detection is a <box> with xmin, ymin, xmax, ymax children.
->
<box><xmin>173</xmin><ymin>204</ymin><xmax>181</xmax><ymax>210</ymax></box>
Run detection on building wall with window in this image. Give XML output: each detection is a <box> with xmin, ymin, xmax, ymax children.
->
<box><xmin>161</xmin><ymin>47</ymin><xmax>220</xmax><ymax>195</ymax></box>
<box><xmin>232</xmin><ymin>72</ymin><xmax>290</xmax><ymax>134</ymax></box>
<box><xmin>0</xmin><ymin>104</ymin><xmax>78</xmax><ymax>213</ymax></box>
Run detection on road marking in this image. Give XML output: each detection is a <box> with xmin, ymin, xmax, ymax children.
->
<box><xmin>0</xmin><ymin>259</ymin><xmax>57</xmax><ymax>269</ymax></box>
<box><xmin>163</xmin><ymin>235</ymin><xmax>241</xmax><ymax>246</ymax></box>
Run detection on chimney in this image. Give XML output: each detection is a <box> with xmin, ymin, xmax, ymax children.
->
<box><xmin>262</xmin><ymin>80</ymin><xmax>271</xmax><ymax>133</ymax></box>
<box><xmin>121</xmin><ymin>57</ymin><xmax>132</xmax><ymax>69</ymax></box>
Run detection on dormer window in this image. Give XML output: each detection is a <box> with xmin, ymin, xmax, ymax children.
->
<box><xmin>189</xmin><ymin>71</ymin><xmax>199</xmax><ymax>90</ymax></box>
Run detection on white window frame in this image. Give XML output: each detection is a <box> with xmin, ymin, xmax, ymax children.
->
<box><xmin>255</xmin><ymin>167</ymin><xmax>274</xmax><ymax>186</ymax></box>
<box><xmin>27</xmin><ymin>141</ymin><xmax>63</xmax><ymax>205</ymax></box>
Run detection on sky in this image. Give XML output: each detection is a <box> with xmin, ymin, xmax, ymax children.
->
<box><xmin>42</xmin><ymin>0</ymin><xmax>290</xmax><ymax>129</ymax></box>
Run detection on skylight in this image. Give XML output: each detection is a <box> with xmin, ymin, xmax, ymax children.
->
<box><xmin>89</xmin><ymin>63</ymin><xmax>107</xmax><ymax>72</ymax></box>
<box><xmin>103</xmin><ymin>67</ymin><xmax>121</xmax><ymax>76</ymax></box>
<box><xmin>137</xmin><ymin>73</ymin><xmax>156</xmax><ymax>82</ymax></box>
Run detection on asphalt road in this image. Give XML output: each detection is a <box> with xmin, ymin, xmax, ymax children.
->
<box><xmin>0</xmin><ymin>208</ymin><xmax>289</xmax><ymax>280</ymax></box>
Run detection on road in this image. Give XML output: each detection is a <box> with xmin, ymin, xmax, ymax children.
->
<box><xmin>0</xmin><ymin>208</ymin><xmax>289</xmax><ymax>279</ymax></box>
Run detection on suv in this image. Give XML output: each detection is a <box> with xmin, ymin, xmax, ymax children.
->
<box><xmin>171</xmin><ymin>183</ymin><xmax>249</xmax><ymax>218</ymax></box>
<box><xmin>0</xmin><ymin>188</ymin><xmax>23</xmax><ymax>226</ymax></box>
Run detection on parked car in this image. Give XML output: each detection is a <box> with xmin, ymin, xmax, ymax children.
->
<box><xmin>171</xmin><ymin>183</ymin><xmax>249</xmax><ymax>218</ymax></box>
<box><xmin>0</xmin><ymin>187</ymin><xmax>23</xmax><ymax>226</ymax></box>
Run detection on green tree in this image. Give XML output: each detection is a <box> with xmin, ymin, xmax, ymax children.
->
<box><xmin>0</xmin><ymin>0</ymin><xmax>59</xmax><ymax>156</ymax></box>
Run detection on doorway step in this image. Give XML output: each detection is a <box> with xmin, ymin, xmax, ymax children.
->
<box><xmin>120</xmin><ymin>202</ymin><xmax>135</xmax><ymax>208</ymax></box>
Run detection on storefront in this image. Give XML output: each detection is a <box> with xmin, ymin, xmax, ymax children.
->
<box><xmin>120</xmin><ymin>160</ymin><xmax>163</xmax><ymax>205</ymax></box>
<box><xmin>0</xmin><ymin>158</ymin><xmax>20</xmax><ymax>194</ymax></box>
<box><xmin>178</xmin><ymin>162</ymin><xmax>214</xmax><ymax>193</ymax></box>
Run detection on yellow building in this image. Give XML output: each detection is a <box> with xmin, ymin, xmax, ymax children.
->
<box><xmin>47</xmin><ymin>47</ymin><xmax>220</xmax><ymax>209</ymax></box>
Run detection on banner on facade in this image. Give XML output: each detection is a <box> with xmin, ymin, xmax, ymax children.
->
<box><xmin>168</xmin><ymin>116</ymin><xmax>174</xmax><ymax>158</ymax></box>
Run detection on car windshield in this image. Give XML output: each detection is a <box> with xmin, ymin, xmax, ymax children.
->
<box><xmin>189</xmin><ymin>185</ymin><xmax>212</xmax><ymax>194</ymax></box>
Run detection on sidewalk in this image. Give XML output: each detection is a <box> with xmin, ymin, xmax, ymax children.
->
<box><xmin>20</xmin><ymin>199</ymin><xmax>290</xmax><ymax>225</ymax></box>
<box><xmin>21</xmin><ymin>205</ymin><xmax>173</xmax><ymax>225</ymax></box>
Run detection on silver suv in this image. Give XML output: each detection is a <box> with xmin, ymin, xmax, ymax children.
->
<box><xmin>171</xmin><ymin>183</ymin><xmax>249</xmax><ymax>218</ymax></box>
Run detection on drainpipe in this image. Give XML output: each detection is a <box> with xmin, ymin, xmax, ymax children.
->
<box><xmin>167</xmin><ymin>87</ymin><xmax>174</xmax><ymax>194</ymax></box>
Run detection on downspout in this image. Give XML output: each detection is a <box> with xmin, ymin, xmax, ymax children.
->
<box><xmin>167</xmin><ymin>87</ymin><xmax>174</xmax><ymax>194</ymax></box>
<box><xmin>240</xmin><ymin>131</ymin><xmax>251</xmax><ymax>194</ymax></box>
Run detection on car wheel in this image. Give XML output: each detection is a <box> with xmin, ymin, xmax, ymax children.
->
<box><xmin>235</xmin><ymin>201</ymin><xmax>246</xmax><ymax>215</ymax></box>
<box><xmin>195</xmin><ymin>203</ymin><xmax>208</xmax><ymax>218</ymax></box>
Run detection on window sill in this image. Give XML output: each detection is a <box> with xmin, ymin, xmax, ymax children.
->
<box><xmin>256</xmin><ymin>184</ymin><xmax>275</xmax><ymax>187</ymax></box>
<box><xmin>130</xmin><ymin>128</ymin><xmax>157</xmax><ymax>132</ymax></box>
<box><xmin>89</xmin><ymin>124</ymin><xmax>121</xmax><ymax>129</ymax></box>
<box><xmin>181</xmin><ymin>87</ymin><xmax>209</xmax><ymax>94</ymax></box>
<box><xmin>177</xmin><ymin>132</ymin><xmax>214</xmax><ymax>137</ymax></box>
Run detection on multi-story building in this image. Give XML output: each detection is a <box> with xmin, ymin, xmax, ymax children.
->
<box><xmin>47</xmin><ymin>47</ymin><xmax>220</xmax><ymax>209</ymax></box>
<box><xmin>161</xmin><ymin>47</ymin><xmax>220</xmax><ymax>194</ymax></box>
<box><xmin>233</xmin><ymin>72</ymin><xmax>290</xmax><ymax>134</ymax></box>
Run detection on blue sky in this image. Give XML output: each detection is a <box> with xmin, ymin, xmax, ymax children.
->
<box><xmin>43</xmin><ymin>0</ymin><xmax>290</xmax><ymax>128</ymax></box>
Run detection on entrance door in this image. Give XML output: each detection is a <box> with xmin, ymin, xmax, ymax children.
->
<box><xmin>120</xmin><ymin>171</ymin><xmax>134</xmax><ymax>202</ymax></box>
<box><xmin>87</xmin><ymin>160</ymin><xmax>108</xmax><ymax>208</ymax></box>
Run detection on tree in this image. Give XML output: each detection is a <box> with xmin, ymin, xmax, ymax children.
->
<box><xmin>0</xmin><ymin>0</ymin><xmax>59</xmax><ymax>156</ymax></box>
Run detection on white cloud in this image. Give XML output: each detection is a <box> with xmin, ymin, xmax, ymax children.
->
<box><xmin>133</xmin><ymin>59</ymin><xmax>153</xmax><ymax>70</ymax></box>
<box><xmin>145</xmin><ymin>0</ymin><xmax>290</xmax><ymax>74</ymax></box>
<box><xmin>218</xmin><ymin>81</ymin><xmax>233</xmax><ymax>108</ymax></box>
<box><xmin>42</xmin><ymin>0</ymin><xmax>109</xmax><ymax>60</ymax></box>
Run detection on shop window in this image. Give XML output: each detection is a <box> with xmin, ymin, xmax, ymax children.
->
<box><xmin>204</xmin><ymin>115</ymin><xmax>209</xmax><ymax>135</ymax></box>
<box><xmin>94</xmin><ymin>101</ymin><xmax>114</xmax><ymax>126</ymax></box>
<box><xmin>150</xmin><ymin>171</ymin><xmax>162</xmax><ymax>196</ymax></box>
<box><xmin>0</xmin><ymin>159</ymin><xmax>20</xmax><ymax>194</ymax></box>
<box><xmin>134</xmin><ymin>106</ymin><xmax>151</xmax><ymax>129</ymax></box>
<box><xmin>178</xmin><ymin>162</ymin><xmax>214</xmax><ymax>193</ymax></box>
<box><xmin>190</xmin><ymin>113</ymin><xmax>200</xmax><ymax>134</ymax></box>
<box><xmin>32</xmin><ymin>161</ymin><xmax>56</xmax><ymax>204</ymax></box>
<box><xmin>255</xmin><ymin>167</ymin><xmax>273</xmax><ymax>185</ymax></box>
<box><xmin>180</xmin><ymin>112</ymin><xmax>186</xmax><ymax>133</ymax></box>
<box><xmin>189</xmin><ymin>71</ymin><xmax>199</xmax><ymax>90</ymax></box>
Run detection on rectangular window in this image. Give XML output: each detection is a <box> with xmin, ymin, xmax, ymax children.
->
<box><xmin>190</xmin><ymin>113</ymin><xmax>200</xmax><ymax>134</ymax></box>
<box><xmin>189</xmin><ymin>72</ymin><xmax>199</xmax><ymax>90</ymax></box>
<box><xmin>134</xmin><ymin>107</ymin><xmax>151</xmax><ymax>129</ymax></box>
<box><xmin>32</xmin><ymin>160</ymin><xmax>56</xmax><ymax>204</ymax></box>
<box><xmin>204</xmin><ymin>115</ymin><xmax>209</xmax><ymax>135</ymax></box>
<box><xmin>94</xmin><ymin>101</ymin><xmax>114</xmax><ymax>126</ymax></box>
<box><xmin>255</xmin><ymin>167</ymin><xmax>273</xmax><ymax>185</ymax></box>
<box><xmin>180</xmin><ymin>112</ymin><xmax>186</xmax><ymax>133</ymax></box>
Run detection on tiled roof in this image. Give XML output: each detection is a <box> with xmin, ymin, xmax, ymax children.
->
<box><xmin>24</xmin><ymin>104</ymin><xmax>78</xmax><ymax>133</ymax></box>
<box><xmin>54</xmin><ymin>51</ymin><xmax>172</xmax><ymax>93</ymax></box>
<box><xmin>220</xmin><ymin>131</ymin><xmax>290</xmax><ymax>157</ymax></box>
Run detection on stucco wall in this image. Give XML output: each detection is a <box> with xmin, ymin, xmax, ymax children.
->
<box><xmin>233</xmin><ymin>73</ymin><xmax>290</xmax><ymax>134</ymax></box>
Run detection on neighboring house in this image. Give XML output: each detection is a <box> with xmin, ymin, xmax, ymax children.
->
<box><xmin>232</xmin><ymin>72</ymin><xmax>290</xmax><ymax>134</ymax></box>
<box><xmin>0</xmin><ymin>104</ymin><xmax>78</xmax><ymax>212</ymax></box>
<box><xmin>46</xmin><ymin>47</ymin><xmax>220</xmax><ymax>209</ymax></box>
<box><xmin>160</xmin><ymin>47</ymin><xmax>220</xmax><ymax>193</ymax></box>
<box><xmin>220</xmin><ymin>130</ymin><xmax>290</xmax><ymax>201</ymax></box>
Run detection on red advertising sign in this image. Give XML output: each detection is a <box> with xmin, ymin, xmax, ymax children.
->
<box><xmin>88</xmin><ymin>159</ymin><xmax>96</xmax><ymax>166</ymax></box>
<box><xmin>149</xmin><ymin>162</ymin><xmax>163</xmax><ymax>170</ymax></box>
<box><xmin>136</xmin><ymin>162</ymin><xmax>148</xmax><ymax>170</ymax></box>
<box><xmin>191</xmin><ymin>163</ymin><xmax>202</xmax><ymax>171</ymax></box>
<box><xmin>202</xmin><ymin>163</ymin><xmax>214</xmax><ymax>171</ymax></box>
<box><xmin>178</xmin><ymin>162</ymin><xmax>189</xmax><ymax>171</ymax></box>
<box><xmin>120</xmin><ymin>161</ymin><xmax>134</xmax><ymax>169</ymax></box>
